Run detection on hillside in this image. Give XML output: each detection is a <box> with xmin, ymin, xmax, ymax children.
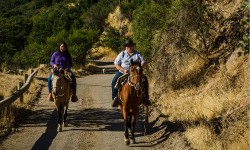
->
<box><xmin>146</xmin><ymin>1</ymin><xmax>249</xmax><ymax>149</ymax></box>
<box><xmin>0</xmin><ymin>0</ymin><xmax>249</xmax><ymax>149</ymax></box>
<box><xmin>104</xmin><ymin>0</ymin><xmax>249</xmax><ymax>149</ymax></box>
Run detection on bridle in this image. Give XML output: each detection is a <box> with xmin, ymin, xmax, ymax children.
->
<box><xmin>128</xmin><ymin>66</ymin><xmax>143</xmax><ymax>97</ymax></box>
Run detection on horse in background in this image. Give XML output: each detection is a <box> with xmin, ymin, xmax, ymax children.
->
<box><xmin>119</xmin><ymin>59</ymin><xmax>146</xmax><ymax>145</ymax></box>
<box><xmin>51</xmin><ymin>68</ymin><xmax>72</xmax><ymax>132</ymax></box>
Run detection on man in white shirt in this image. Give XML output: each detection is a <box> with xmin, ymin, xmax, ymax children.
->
<box><xmin>111</xmin><ymin>39</ymin><xmax>151</xmax><ymax>107</ymax></box>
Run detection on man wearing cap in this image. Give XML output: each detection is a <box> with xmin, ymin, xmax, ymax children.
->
<box><xmin>111</xmin><ymin>39</ymin><xmax>151</xmax><ymax>107</ymax></box>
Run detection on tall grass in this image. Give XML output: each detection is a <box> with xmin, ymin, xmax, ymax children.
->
<box><xmin>0</xmin><ymin>73</ymin><xmax>44</xmax><ymax>138</ymax></box>
<box><xmin>153</xmin><ymin>48</ymin><xmax>249</xmax><ymax>149</ymax></box>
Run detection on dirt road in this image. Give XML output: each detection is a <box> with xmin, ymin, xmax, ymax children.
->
<box><xmin>0</xmin><ymin>70</ymin><xmax>192</xmax><ymax>149</ymax></box>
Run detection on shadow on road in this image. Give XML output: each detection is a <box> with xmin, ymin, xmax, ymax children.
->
<box><xmin>28</xmin><ymin>107</ymin><xmax>125</xmax><ymax>149</ymax></box>
<box><xmin>31</xmin><ymin>109</ymin><xmax>58</xmax><ymax>150</ymax></box>
<box><xmin>139</xmin><ymin>113</ymin><xmax>185</xmax><ymax>147</ymax></box>
<box><xmin>67</xmin><ymin>108</ymin><xmax>124</xmax><ymax>132</ymax></box>
<box><xmin>28</xmin><ymin>106</ymin><xmax>184</xmax><ymax>148</ymax></box>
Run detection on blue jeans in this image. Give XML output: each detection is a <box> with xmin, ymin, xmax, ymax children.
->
<box><xmin>48</xmin><ymin>70</ymin><xmax>77</xmax><ymax>95</ymax></box>
<box><xmin>111</xmin><ymin>71</ymin><xmax>123</xmax><ymax>100</ymax></box>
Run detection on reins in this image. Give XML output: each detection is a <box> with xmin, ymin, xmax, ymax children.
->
<box><xmin>128</xmin><ymin>74</ymin><xmax>143</xmax><ymax>97</ymax></box>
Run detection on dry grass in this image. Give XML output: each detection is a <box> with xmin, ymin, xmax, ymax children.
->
<box><xmin>0</xmin><ymin>72</ymin><xmax>44</xmax><ymax>137</ymax></box>
<box><xmin>154</xmin><ymin>48</ymin><xmax>250</xmax><ymax>149</ymax></box>
<box><xmin>107</xmin><ymin>6</ymin><xmax>132</xmax><ymax>37</ymax></box>
<box><xmin>185</xmin><ymin>125</ymin><xmax>222</xmax><ymax>150</ymax></box>
<box><xmin>89</xmin><ymin>46</ymin><xmax>117</xmax><ymax>60</ymax></box>
<box><xmin>185</xmin><ymin>118</ymin><xmax>249</xmax><ymax>150</ymax></box>
<box><xmin>0</xmin><ymin>73</ymin><xmax>24</xmax><ymax>99</ymax></box>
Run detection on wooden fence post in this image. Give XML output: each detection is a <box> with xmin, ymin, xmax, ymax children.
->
<box><xmin>24</xmin><ymin>74</ymin><xmax>28</xmax><ymax>82</ymax></box>
<box><xmin>17</xmin><ymin>82</ymin><xmax>23</xmax><ymax>103</ymax></box>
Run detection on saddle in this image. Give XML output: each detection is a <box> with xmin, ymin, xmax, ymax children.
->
<box><xmin>115</xmin><ymin>74</ymin><xmax>129</xmax><ymax>90</ymax></box>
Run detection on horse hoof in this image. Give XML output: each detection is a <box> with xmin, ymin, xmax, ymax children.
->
<box><xmin>58</xmin><ymin>126</ymin><xmax>62</xmax><ymax>132</ymax></box>
<box><xmin>130</xmin><ymin>138</ymin><xmax>136</xmax><ymax>144</ymax></box>
<box><xmin>124</xmin><ymin>138</ymin><xmax>130</xmax><ymax>145</ymax></box>
<box><xmin>64</xmin><ymin>123</ymin><xmax>68</xmax><ymax>127</ymax></box>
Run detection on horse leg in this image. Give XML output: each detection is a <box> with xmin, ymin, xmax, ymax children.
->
<box><xmin>123</xmin><ymin>108</ymin><xmax>130</xmax><ymax>145</ymax></box>
<box><xmin>58</xmin><ymin>103</ymin><xmax>63</xmax><ymax>132</ymax></box>
<box><xmin>63</xmin><ymin>105</ymin><xmax>68</xmax><ymax>127</ymax></box>
<box><xmin>130</xmin><ymin>114</ymin><xmax>136</xmax><ymax>144</ymax></box>
<box><xmin>127</xmin><ymin>111</ymin><xmax>132</xmax><ymax>133</ymax></box>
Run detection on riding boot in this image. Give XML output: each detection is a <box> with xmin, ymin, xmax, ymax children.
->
<box><xmin>112</xmin><ymin>96</ymin><xmax>119</xmax><ymax>107</ymax></box>
<box><xmin>48</xmin><ymin>93</ymin><xmax>53</xmax><ymax>102</ymax></box>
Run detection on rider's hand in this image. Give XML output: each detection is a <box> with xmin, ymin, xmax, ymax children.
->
<box><xmin>64</xmin><ymin>69</ymin><xmax>68</xmax><ymax>74</ymax></box>
<box><xmin>123</xmin><ymin>69</ymin><xmax>129</xmax><ymax>74</ymax></box>
<box><xmin>53</xmin><ymin>64</ymin><xmax>58</xmax><ymax>68</ymax></box>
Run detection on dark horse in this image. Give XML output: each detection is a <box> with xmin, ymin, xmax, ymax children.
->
<box><xmin>119</xmin><ymin>59</ymin><xmax>147</xmax><ymax>145</ymax></box>
<box><xmin>51</xmin><ymin>68</ymin><xmax>72</xmax><ymax>132</ymax></box>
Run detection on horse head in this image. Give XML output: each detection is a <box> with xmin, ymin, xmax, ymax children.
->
<box><xmin>52</xmin><ymin>68</ymin><xmax>67</xmax><ymax>98</ymax></box>
<box><xmin>128</xmin><ymin>59</ymin><xmax>143</xmax><ymax>90</ymax></box>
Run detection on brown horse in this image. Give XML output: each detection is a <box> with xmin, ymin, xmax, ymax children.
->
<box><xmin>51</xmin><ymin>69</ymin><xmax>72</xmax><ymax>132</ymax></box>
<box><xmin>119</xmin><ymin>59</ymin><xmax>145</xmax><ymax>145</ymax></box>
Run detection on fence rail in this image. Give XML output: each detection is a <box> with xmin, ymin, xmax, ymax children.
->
<box><xmin>0</xmin><ymin>70</ymin><xmax>38</xmax><ymax>110</ymax></box>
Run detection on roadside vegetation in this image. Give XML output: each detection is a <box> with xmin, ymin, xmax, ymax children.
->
<box><xmin>0</xmin><ymin>0</ymin><xmax>249</xmax><ymax>149</ymax></box>
<box><xmin>0</xmin><ymin>71</ymin><xmax>45</xmax><ymax>138</ymax></box>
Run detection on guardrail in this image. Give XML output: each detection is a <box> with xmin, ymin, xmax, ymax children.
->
<box><xmin>0</xmin><ymin>70</ymin><xmax>38</xmax><ymax>110</ymax></box>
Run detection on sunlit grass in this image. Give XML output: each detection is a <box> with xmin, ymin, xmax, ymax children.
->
<box><xmin>89</xmin><ymin>46</ymin><xmax>117</xmax><ymax>60</ymax></box>
<box><xmin>153</xmin><ymin>48</ymin><xmax>250</xmax><ymax>149</ymax></box>
<box><xmin>0</xmin><ymin>72</ymin><xmax>44</xmax><ymax>137</ymax></box>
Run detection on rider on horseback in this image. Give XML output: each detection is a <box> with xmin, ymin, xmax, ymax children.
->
<box><xmin>111</xmin><ymin>39</ymin><xmax>151</xmax><ymax>107</ymax></box>
<box><xmin>48</xmin><ymin>41</ymin><xmax>78</xmax><ymax>102</ymax></box>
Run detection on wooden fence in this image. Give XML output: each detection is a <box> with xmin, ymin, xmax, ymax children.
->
<box><xmin>0</xmin><ymin>70</ymin><xmax>38</xmax><ymax>110</ymax></box>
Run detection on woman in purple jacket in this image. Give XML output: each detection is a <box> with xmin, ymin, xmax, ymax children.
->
<box><xmin>47</xmin><ymin>41</ymin><xmax>78</xmax><ymax>102</ymax></box>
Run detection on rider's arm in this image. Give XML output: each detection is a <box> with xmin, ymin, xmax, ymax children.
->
<box><xmin>50</xmin><ymin>52</ymin><xmax>58</xmax><ymax>68</ymax></box>
<box><xmin>114</xmin><ymin>51</ymin><xmax>129</xmax><ymax>74</ymax></box>
<box><xmin>137</xmin><ymin>53</ymin><xmax>146</xmax><ymax>68</ymax></box>
<box><xmin>115</xmin><ymin>64</ymin><xmax>128</xmax><ymax>74</ymax></box>
<box><xmin>141</xmin><ymin>61</ymin><xmax>146</xmax><ymax>68</ymax></box>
